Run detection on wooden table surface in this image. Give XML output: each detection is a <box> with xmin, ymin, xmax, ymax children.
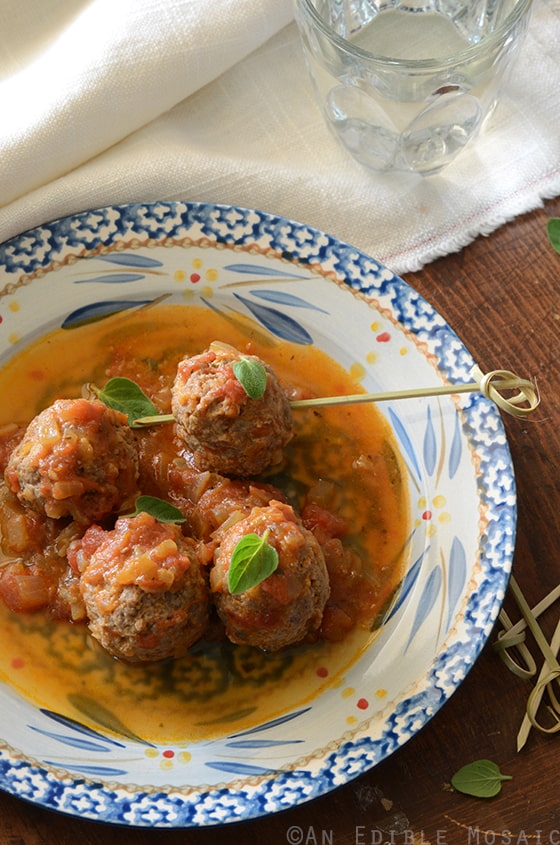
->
<box><xmin>2</xmin><ymin>196</ymin><xmax>560</xmax><ymax>844</ymax></box>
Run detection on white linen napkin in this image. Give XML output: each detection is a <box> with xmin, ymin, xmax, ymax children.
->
<box><xmin>0</xmin><ymin>0</ymin><xmax>559</xmax><ymax>274</ymax></box>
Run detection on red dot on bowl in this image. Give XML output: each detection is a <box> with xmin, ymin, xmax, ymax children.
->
<box><xmin>357</xmin><ymin>698</ymin><xmax>369</xmax><ymax>710</ymax></box>
<box><xmin>316</xmin><ymin>666</ymin><xmax>329</xmax><ymax>678</ymax></box>
<box><xmin>190</xmin><ymin>273</ymin><xmax>201</xmax><ymax>283</ymax></box>
<box><xmin>376</xmin><ymin>332</ymin><xmax>391</xmax><ymax>343</ymax></box>
<box><xmin>422</xmin><ymin>510</ymin><xmax>432</xmax><ymax>520</ymax></box>
<box><xmin>162</xmin><ymin>749</ymin><xmax>175</xmax><ymax>759</ymax></box>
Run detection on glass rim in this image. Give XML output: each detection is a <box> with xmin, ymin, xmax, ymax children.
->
<box><xmin>295</xmin><ymin>0</ymin><xmax>533</xmax><ymax>69</ymax></box>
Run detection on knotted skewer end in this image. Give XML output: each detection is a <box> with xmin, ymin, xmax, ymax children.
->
<box><xmin>471</xmin><ymin>365</ymin><xmax>540</xmax><ymax>418</ymax></box>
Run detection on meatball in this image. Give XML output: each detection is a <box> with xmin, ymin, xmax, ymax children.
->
<box><xmin>5</xmin><ymin>398</ymin><xmax>138</xmax><ymax>524</ymax></box>
<box><xmin>171</xmin><ymin>343</ymin><xmax>293</xmax><ymax>476</ymax></box>
<box><xmin>69</xmin><ymin>512</ymin><xmax>209</xmax><ymax>662</ymax></box>
<box><xmin>187</xmin><ymin>477</ymin><xmax>288</xmax><ymax>541</ymax></box>
<box><xmin>210</xmin><ymin>501</ymin><xmax>329</xmax><ymax>651</ymax></box>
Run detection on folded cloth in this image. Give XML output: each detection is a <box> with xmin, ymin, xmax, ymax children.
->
<box><xmin>0</xmin><ymin>0</ymin><xmax>559</xmax><ymax>274</ymax></box>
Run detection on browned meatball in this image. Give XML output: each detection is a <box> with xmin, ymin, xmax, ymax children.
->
<box><xmin>69</xmin><ymin>512</ymin><xmax>209</xmax><ymax>662</ymax></box>
<box><xmin>210</xmin><ymin>501</ymin><xmax>329</xmax><ymax>651</ymax></box>
<box><xmin>5</xmin><ymin>398</ymin><xmax>138</xmax><ymax>524</ymax></box>
<box><xmin>171</xmin><ymin>344</ymin><xmax>293</xmax><ymax>476</ymax></box>
<box><xmin>187</xmin><ymin>477</ymin><xmax>288</xmax><ymax>541</ymax></box>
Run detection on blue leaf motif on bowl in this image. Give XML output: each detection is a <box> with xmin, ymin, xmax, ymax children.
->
<box><xmin>446</xmin><ymin>536</ymin><xmax>467</xmax><ymax>629</ymax></box>
<box><xmin>423</xmin><ymin>405</ymin><xmax>438</xmax><ymax>477</ymax></box>
<box><xmin>229</xmin><ymin>707</ymin><xmax>311</xmax><ymax>737</ymax></box>
<box><xmin>61</xmin><ymin>300</ymin><xmax>153</xmax><ymax>329</ymax></box>
<box><xmin>44</xmin><ymin>762</ymin><xmax>129</xmax><ymax>777</ymax></box>
<box><xmin>29</xmin><ymin>727</ymin><xmax>112</xmax><ymax>753</ymax></box>
<box><xmin>39</xmin><ymin>708</ymin><xmax>126</xmax><ymax>747</ymax></box>
<box><xmin>233</xmin><ymin>292</ymin><xmax>313</xmax><ymax>344</ymax></box>
<box><xmin>27</xmin><ymin>707</ymin><xmax>145</xmax><ymax>776</ymax></box>
<box><xmin>249</xmin><ymin>290</ymin><xmax>328</xmax><ymax>313</ymax></box>
<box><xmin>406</xmin><ymin>565</ymin><xmax>443</xmax><ymax>649</ymax></box>
<box><xmin>224</xmin><ymin>263</ymin><xmax>307</xmax><ymax>279</ymax></box>
<box><xmin>97</xmin><ymin>253</ymin><xmax>164</xmax><ymax>269</ymax></box>
<box><xmin>74</xmin><ymin>273</ymin><xmax>146</xmax><ymax>285</ymax></box>
<box><xmin>448</xmin><ymin>413</ymin><xmax>463</xmax><ymax>479</ymax></box>
<box><xmin>205</xmin><ymin>761</ymin><xmax>281</xmax><ymax>776</ymax></box>
<box><xmin>384</xmin><ymin>545</ymin><xmax>429</xmax><ymax>623</ymax></box>
<box><xmin>225</xmin><ymin>740</ymin><xmax>304</xmax><ymax>749</ymax></box>
<box><xmin>387</xmin><ymin>407</ymin><xmax>422</xmax><ymax>482</ymax></box>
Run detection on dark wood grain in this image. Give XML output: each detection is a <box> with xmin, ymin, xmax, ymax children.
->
<box><xmin>1</xmin><ymin>197</ymin><xmax>560</xmax><ymax>844</ymax></box>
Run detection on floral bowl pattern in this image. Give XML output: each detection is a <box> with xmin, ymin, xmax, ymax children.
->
<box><xmin>0</xmin><ymin>202</ymin><xmax>515</xmax><ymax>827</ymax></box>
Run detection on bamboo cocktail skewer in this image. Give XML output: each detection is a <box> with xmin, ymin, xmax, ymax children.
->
<box><xmin>132</xmin><ymin>365</ymin><xmax>540</xmax><ymax>426</ymax></box>
<box><xmin>290</xmin><ymin>366</ymin><xmax>539</xmax><ymax>418</ymax></box>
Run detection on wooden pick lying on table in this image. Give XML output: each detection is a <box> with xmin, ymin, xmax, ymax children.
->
<box><xmin>494</xmin><ymin>578</ymin><xmax>560</xmax><ymax>751</ymax></box>
<box><xmin>290</xmin><ymin>365</ymin><xmax>540</xmax><ymax>419</ymax></box>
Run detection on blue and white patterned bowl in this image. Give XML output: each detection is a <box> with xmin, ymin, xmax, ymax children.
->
<box><xmin>0</xmin><ymin>202</ymin><xmax>514</xmax><ymax>827</ymax></box>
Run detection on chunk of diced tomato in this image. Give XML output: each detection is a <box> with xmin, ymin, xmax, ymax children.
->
<box><xmin>0</xmin><ymin>562</ymin><xmax>51</xmax><ymax>612</ymax></box>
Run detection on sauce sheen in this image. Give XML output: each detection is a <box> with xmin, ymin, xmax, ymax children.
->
<box><xmin>0</xmin><ymin>303</ymin><xmax>409</xmax><ymax>742</ymax></box>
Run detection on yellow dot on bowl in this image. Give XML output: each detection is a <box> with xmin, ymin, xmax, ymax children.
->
<box><xmin>144</xmin><ymin>748</ymin><xmax>158</xmax><ymax>759</ymax></box>
<box><xmin>205</xmin><ymin>268</ymin><xmax>218</xmax><ymax>282</ymax></box>
<box><xmin>349</xmin><ymin>363</ymin><xmax>366</xmax><ymax>381</ymax></box>
<box><xmin>192</xmin><ymin>258</ymin><xmax>203</xmax><ymax>270</ymax></box>
<box><xmin>342</xmin><ymin>686</ymin><xmax>355</xmax><ymax>699</ymax></box>
<box><xmin>438</xmin><ymin>512</ymin><xmax>452</xmax><ymax>524</ymax></box>
<box><xmin>370</xmin><ymin>321</ymin><xmax>381</xmax><ymax>332</ymax></box>
<box><xmin>375</xmin><ymin>688</ymin><xmax>387</xmax><ymax>699</ymax></box>
<box><xmin>346</xmin><ymin>715</ymin><xmax>358</xmax><ymax>725</ymax></box>
<box><xmin>433</xmin><ymin>494</ymin><xmax>447</xmax><ymax>509</ymax></box>
<box><xmin>173</xmin><ymin>269</ymin><xmax>186</xmax><ymax>282</ymax></box>
<box><xmin>8</xmin><ymin>301</ymin><xmax>20</xmax><ymax>312</ymax></box>
<box><xmin>418</xmin><ymin>497</ymin><xmax>427</xmax><ymax>509</ymax></box>
<box><xmin>200</xmin><ymin>286</ymin><xmax>214</xmax><ymax>299</ymax></box>
<box><xmin>160</xmin><ymin>759</ymin><xmax>174</xmax><ymax>771</ymax></box>
<box><xmin>182</xmin><ymin>289</ymin><xmax>195</xmax><ymax>301</ymax></box>
<box><xmin>426</xmin><ymin>524</ymin><xmax>438</xmax><ymax>537</ymax></box>
<box><xmin>399</xmin><ymin>347</ymin><xmax>408</xmax><ymax>356</ymax></box>
<box><xmin>8</xmin><ymin>333</ymin><xmax>20</xmax><ymax>345</ymax></box>
<box><xmin>178</xmin><ymin>751</ymin><xmax>192</xmax><ymax>764</ymax></box>
<box><xmin>366</xmin><ymin>351</ymin><xmax>377</xmax><ymax>365</ymax></box>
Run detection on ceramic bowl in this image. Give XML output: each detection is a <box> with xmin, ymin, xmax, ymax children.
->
<box><xmin>0</xmin><ymin>202</ymin><xmax>514</xmax><ymax>827</ymax></box>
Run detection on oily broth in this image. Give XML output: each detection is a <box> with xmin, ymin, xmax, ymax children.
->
<box><xmin>0</xmin><ymin>303</ymin><xmax>409</xmax><ymax>742</ymax></box>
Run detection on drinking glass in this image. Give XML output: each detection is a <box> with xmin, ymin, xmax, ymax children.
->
<box><xmin>293</xmin><ymin>0</ymin><xmax>533</xmax><ymax>175</ymax></box>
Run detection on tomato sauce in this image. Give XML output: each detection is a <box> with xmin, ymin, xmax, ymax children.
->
<box><xmin>0</xmin><ymin>303</ymin><xmax>409</xmax><ymax>741</ymax></box>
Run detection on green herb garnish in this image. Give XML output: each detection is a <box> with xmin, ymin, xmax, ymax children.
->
<box><xmin>233</xmin><ymin>358</ymin><xmax>267</xmax><ymax>400</ymax></box>
<box><xmin>451</xmin><ymin>760</ymin><xmax>512</xmax><ymax>798</ymax></box>
<box><xmin>547</xmin><ymin>218</ymin><xmax>560</xmax><ymax>255</ymax></box>
<box><xmin>124</xmin><ymin>495</ymin><xmax>185</xmax><ymax>524</ymax></box>
<box><xmin>92</xmin><ymin>377</ymin><xmax>159</xmax><ymax>428</ymax></box>
<box><xmin>228</xmin><ymin>530</ymin><xmax>279</xmax><ymax>594</ymax></box>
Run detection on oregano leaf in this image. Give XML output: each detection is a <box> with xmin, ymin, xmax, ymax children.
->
<box><xmin>547</xmin><ymin>218</ymin><xmax>560</xmax><ymax>255</ymax></box>
<box><xmin>233</xmin><ymin>358</ymin><xmax>267</xmax><ymax>400</ymax></box>
<box><xmin>451</xmin><ymin>759</ymin><xmax>512</xmax><ymax>798</ymax></box>
<box><xmin>124</xmin><ymin>495</ymin><xmax>185</xmax><ymax>524</ymax></box>
<box><xmin>91</xmin><ymin>377</ymin><xmax>158</xmax><ymax>428</ymax></box>
<box><xmin>228</xmin><ymin>530</ymin><xmax>279</xmax><ymax>594</ymax></box>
